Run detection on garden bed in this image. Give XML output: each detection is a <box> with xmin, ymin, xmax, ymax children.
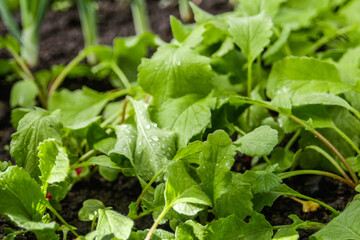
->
<box><xmin>1</xmin><ymin>0</ymin><xmax>360</xmax><ymax>240</ymax></box>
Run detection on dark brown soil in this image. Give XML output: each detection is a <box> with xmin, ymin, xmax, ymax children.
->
<box><xmin>263</xmin><ymin>175</ymin><xmax>355</xmax><ymax>239</ymax></box>
<box><xmin>0</xmin><ymin>1</ymin><xmax>356</xmax><ymax>240</ymax></box>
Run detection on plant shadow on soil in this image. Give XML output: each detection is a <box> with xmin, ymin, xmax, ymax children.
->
<box><xmin>0</xmin><ymin>1</ymin><xmax>355</xmax><ymax>239</ymax></box>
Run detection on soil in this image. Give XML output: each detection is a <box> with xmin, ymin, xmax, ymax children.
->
<box><xmin>0</xmin><ymin>1</ymin><xmax>356</xmax><ymax>240</ymax></box>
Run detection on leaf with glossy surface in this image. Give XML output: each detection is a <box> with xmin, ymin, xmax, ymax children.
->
<box><xmin>138</xmin><ymin>44</ymin><xmax>213</xmax><ymax>103</ymax></box>
<box><xmin>237</xmin><ymin>0</ymin><xmax>285</xmax><ymax>17</ymax></box>
<box><xmin>228</xmin><ymin>13</ymin><xmax>273</xmax><ymax>63</ymax></box>
<box><xmin>96</xmin><ymin>209</ymin><xmax>133</xmax><ymax>240</ymax></box>
<box><xmin>78</xmin><ymin>199</ymin><xmax>105</xmax><ymax>221</ymax></box>
<box><xmin>173</xmin><ymin>141</ymin><xmax>203</xmax><ymax>165</ymax></box>
<box><xmin>274</xmin><ymin>0</ymin><xmax>329</xmax><ymax>30</ymax></box>
<box><xmin>310</xmin><ymin>199</ymin><xmax>360</xmax><ymax>240</ymax></box>
<box><xmin>48</xmin><ymin>87</ymin><xmax>110</xmax><ymax>129</ymax></box>
<box><xmin>10</xmin><ymin>109</ymin><xmax>62</xmax><ymax>178</ymax></box>
<box><xmin>235</xmin><ymin>125</ymin><xmax>278</xmax><ymax>156</ymax></box>
<box><xmin>165</xmin><ymin>160</ymin><xmax>211</xmax><ymax>215</ymax></box>
<box><xmin>214</xmin><ymin>173</ymin><xmax>253</xmax><ymax>219</ymax></box>
<box><xmin>152</xmin><ymin>94</ymin><xmax>216</xmax><ymax>148</ymax></box>
<box><xmin>175</xmin><ymin>220</ymin><xmax>206</xmax><ymax>240</ymax></box>
<box><xmin>237</xmin><ymin>213</ymin><xmax>273</xmax><ymax>240</ymax></box>
<box><xmin>197</xmin><ymin>130</ymin><xmax>236</xmax><ymax>202</ymax></box>
<box><xmin>38</xmin><ymin>139</ymin><xmax>70</xmax><ymax>186</ymax></box>
<box><xmin>266</xmin><ymin>57</ymin><xmax>351</xmax><ymax>99</ymax></box>
<box><xmin>131</xmin><ymin>98</ymin><xmax>177</xmax><ymax>180</ymax></box>
<box><xmin>10</xmin><ymin>80</ymin><xmax>38</xmax><ymax>108</ymax></box>
<box><xmin>0</xmin><ymin>166</ymin><xmax>46</xmax><ymax>226</ymax></box>
<box><xmin>206</xmin><ymin>215</ymin><xmax>243</xmax><ymax>240</ymax></box>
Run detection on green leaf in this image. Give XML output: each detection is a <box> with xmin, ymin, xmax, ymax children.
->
<box><xmin>214</xmin><ymin>173</ymin><xmax>253</xmax><ymax>219</ymax></box>
<box><xmin>197</xmin><ymin>130</ymin><xmax>236</xmax><ymax>202</ymax></box>
<box><xmin>10</xmin><ymin>109</ymin><xmax>62</xmax><ymax>178</ymax></box>
<box><xmin>152</xmin><ymin>94</ymin><xmax>216</xmax><ymax>148</ymax></box>
<box><xmin>236</xmin><ymin>0</ymin><xmax>285</xmax><ymax>17</ymax></box>
<box><xmin>107</xmin><ymin>124</ymin><xmax>137</xmax><ymax>170</ymax></box>
<box><xmin>252</xmin><ymin>184</ymin><xmax>322</xmax><ymax>212</ymax></box>
<box><xmin>0</xmin><ymin>166</ymin><xmax>58</xmax><ymax>239</ymax></box>
<box><xmin>237</xmin><ymin>213</ymin><xmax>273</xmax><ymax>240</ymax></box>
<box><xmin>263</xmin><ymin>26</ymin><xmax>291</xmax><ymax>64</ymax></box>
<box><xmin>206</xmin><ymin>215</ymin><xmax>243</xmax><ymax>240</ymax></box>
<box><xmin>269</xmin><ymin>147</ymin><xmax>294</xmax><ymax>171</ymax></box>
<box><xmin>138</xmin><ymin>44</ymin><xmax>213</xmax><ymax>103</ymax></box>
<box><xmin>99</xmin><ymin>166</ymin><xmax>121</xmax><ymax>182</ymax></box>
<box><xmin>10</xmin><ymin>80</ymin><xmax>38</xmax><ymax>108</ymax></box>
<box><xmin>85</xmin><ymin>155</ymin><xmax>122</xmax><ymax>169</ymax></box>
<box><xmin>271</xmin><ymin>89</ymin><xmax>292</xmax><ymax>115</ymax></box>
<box><xmin>235</xmin><ymin>125</ymin><xmax>278</xmax><ymax>157</ymax></box>
<box><xmin>96</xmin><ymin>209</ymin><xmax>134</xmax><ymax>240</ymax></box>
<box><xmin>293</xmin><ymin>105</ymin><xmax>335</xmax><ymax>129</ymax></box>
<box><xmin>241</xmin><ymin>170</ymin><xmax>282</xmax><ymax>195</ymax></box>
<box><xmin>165</xmin><ymin>160</ymin><xmax>212</xmax><ymax>215</ymax></box>
<box><xmin>170</xmin><ymin>16</ymin><xmax>192</xmax><ymax>43</ymax></box>
<box><xmin>291</xmin><ymin>93</ymin><xmax>360</xmax><ymax>119</ymax></box>
<box><xmin>78</xmin><ymin>199</ymin><xmax>105</xmax><ymax>221</ymax></box>
<box><xmin>274</xmin><ymin>0</ymin><xmax>329</xmax><ymax>30</ymax></box>
<box><xmin>173</xmin><ymin>141</ymin><xmax>203</xmax><ymax>165</ymax></box>
<box><xmin>266</xmin><ymin>57</ymin><xmax>351</xmax><ymax>99</ymax></box>
<box><xmin>273</xmin><ymin>215</ymin><xmax>322</xmax><ymax>240</ymax></box>
<box><xmin>310</xmin><ymin>199</ymin><xmax>360</xmax><ymax>240</ymax></box>
<box><xmin>10</xmin><ymin>108</ymin><xmax>32</xmax><ymax>130</ymax></box>
<box><xmin>130</xmin><ymin>229</ymin><xmax>175</xmax><ymax>240</ymax></box>
<box><xmin>48</xmin><ymin>87</ymin><xmax>110</xmax><ymax>129</ymax></box>
<box><xmin>0</xmin><ymin>166</ymin><xmax>46</xmax><ymax>223</ymax></box>
<box><xmin>38</xmin><ymin>139</ymin><xmax>70</xmax><ymax>186</ymax></box>
<box><xmin>114</xmin><ymin>32</ymin><xmax>157</xmax><ymax>82</ymax></box>
<box><xmin>228</xmin><ymin>12</ymin><xmax>273</xmax><ymax>63</ymax></box>
<box><xmin>130</xmin><ymin>98</ymin><xmax>177</xmax><ymax>180</ymax></box>
<box><xmin>175</xmin><ymin>220</ymin><xmax>206</xmax><ymax>240</ymax></box>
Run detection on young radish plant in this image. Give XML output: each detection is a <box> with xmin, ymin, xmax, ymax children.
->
<box><xmin>2</xmin><ymin>0</ymin><xmax>360</xmax><ymax>239</ymax></box>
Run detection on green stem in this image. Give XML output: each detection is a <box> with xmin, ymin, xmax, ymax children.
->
<box><xmin>273</xmin><ymin>223</ymin><xmax>325</xmax><ymax>230</ymax></box>
<box><xmin>305</xmin><ymin>145</ymin><xmax>351</xmax><ymax>182</ymax></box>
<box><xmin>307</xmin><ymin>24</ymin><xmax>357</xmax><ymax>54</ymax></box>
<box><xmin>333</xmin><ymin>126</ymin><xmax>360</xmax><ymax>154</ymax></box>
<box><xmin>145</xmin><ymin>206</ymin><xmax>171</xmax><ymax>240</ymax></box>
<box><xmin>136</xmin><ymin>169</ymin><xmax>164</xmax><ymax>206</ymax></box>
<box><xmin>47</xmin><ymin>201</ymin><xmax>79</xmax><ymax>237</ymax></box>
<box><xmin>230</xmin><ymin>96</ymin><xmax>358</xmax><ymax>185</ymax></box>
<box><xmin>278</xmin><ymin>169</ymin><xmax>355</xmax><ymax>188</ymax></box>
<box><xmin>290</xmin><ymin>194</ymin><xmax>338</xmax><ymax>215</ymax></box>
<box><xmin>130</xmin><ymin>209</ymin><xmax>155</xmax><ymax>221</ymax></box>
<box><xmin>13</xmin><ymin>50</ymin><xmax>47</xmax><ymax>107</ymax></box>
<box><xmin>48</xmin><ymin>51</ymin><xmax>87</xmax><ymax>97</ymax></box>
<box><xmin>90</xmin><ymin>214</ymin><xmax>98</xmax><ymax>232</ymax></box>
<box><xmin>179</xmin><ymin>0</ymin><xmax>192</xmax><ymax>22</ymax></box>
<box><xmin>110</xmin><ymin>62</ymin><xmax>131</xmax><ymax>89</ymax></box>
<box><xmin>289</xmin><ymin>115</ymin><xmax>358</xmax><ymax>185</ymax></box>
<box><xmin>232</xmin><ymin>125</ymin><xmax>246</xmax><ymax>136</ymax></box>
<box><xmin>285</xmin><ymin>129</ymin><xmax>301</xmax><ymax>151</ymax></box>
<box><xmin>247</xmin><ymin>60</ymin><xmax>253</xmax><ymax>97</ymax></box>
<box><xmin>131</xmin><ymin>0</ymin><xmax>150</xmax><ymax>35</ymax></box>
<box><xmin>263</xmin><ymin>155</ymin><xmax>271</xmax><ymax>165</ymax></box>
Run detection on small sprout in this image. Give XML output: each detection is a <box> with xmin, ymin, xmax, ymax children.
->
<box><xmin>290</xmin><ymin>197</ymin><xmax>320</xmax><ymax>213</ymax></box>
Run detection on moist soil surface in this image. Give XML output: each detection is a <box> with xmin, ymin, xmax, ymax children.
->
<box><xmin>0</xmin><ymin>1</ymin><xmax>356</xmax><ymax>239</ymax></box>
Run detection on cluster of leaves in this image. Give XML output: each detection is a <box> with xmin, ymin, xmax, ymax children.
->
<box><xmin>2</xmin><ymin>0</ymin><xmax>360</xmax><ymax>239</ymax></box>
